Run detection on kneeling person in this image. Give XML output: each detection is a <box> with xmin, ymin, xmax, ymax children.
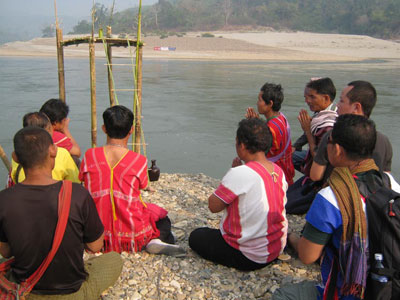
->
<box><xmin>79</xmin><ymin>105</ymin><xmax>185</xmax><ymax>256</ymax></box>
<box><xmin>273</xmin><ymin>115</ymin><xmax>400</xmax><ymax>300</ymax></box>
<box><xmin>189</xmin><ymin>118</ymin><xmax>288</xmax><ymax>271</ymax></box>
<box><xmin>8</xmin><ymin>112</ymin><xmax>80</xmax><ymax>187</ymax></box>
<box><xmin>0</xmin><ymin>127</ymin><xmax>122</xmax><ymax>299</ymax></box>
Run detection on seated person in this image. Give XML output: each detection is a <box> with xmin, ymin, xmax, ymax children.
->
<box><xmin>286</xmin><ymin>77</ymin><xmax>337</xmax><ymax>214</ymax></box>
<box><xmin>0</xmin><ymin>126</ymin><xmax>122</xmax><ymax>299</ymax></box>
<box><xmin>272</xmin><ymin>114</ymin><xmax>400</xmax><ymax>300</ymax></box>
<box><xmin>8</xmin><ymin>112</ymin><xmax>80</xmax><ymax>187</ymax></box>
<box><xmin>246</xmin><ymin>82</ymin><xmax>295</xmax><ymax>185</ymax></box>
<box><xmin>310</xmin><ymin>80</ymin><xmax>392</xmax><ymax>183</ymax></box>
<box><xmin>292</xmin><ymin>77</ymin><xmax>337</xmax><ymax>174</ymax></box>
<box><xmin>40</xmin><ymin>98</ymin><xmax>81</xmax><ymax>163</ymax></box>
<box><xmin>189</xmin><ymin>118</ymin><xmax>288</xmax><ymax>271</ymax></box>
<box><xmin>79</xmin><ymin>105</ymin><xmax>185</xmax><ymax>257</ymax></box>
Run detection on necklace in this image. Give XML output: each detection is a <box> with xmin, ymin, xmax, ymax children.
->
<box><xmin>106</xmin><ymin>143</ymin><xmax>127</xmax><ymax>149</ymax></box>
<box><xmin>255</xmin><ymin>161</ymin><xmax>278</xmax><ymax>182</ymax></box>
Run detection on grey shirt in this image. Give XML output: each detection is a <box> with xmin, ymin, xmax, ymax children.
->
<box><xmin>314</xmin><ymin>129</ymin><xmax>393</xmax><ymax>172</ymax></box>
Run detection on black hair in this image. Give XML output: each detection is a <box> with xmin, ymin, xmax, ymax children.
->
<box><xmin>14</xmin><ymin>127</ymin><xmax>54</xmax><ymax>169</ymax></box>
<box><xmin>331</xmin><ymin>114</ymin><xmax>376</xmax><ymax>160</ymax></box>
<box><xmin>39</xmin><ymin>98</ymin><xmax>69</xmax><ymax>124</ymax></box>
<box><xmin>103</xmin><ymin>105</ymin><xmax>134</xmax><ymax>139</ymax></box>
<box><xmin>306</xmin><ymin>77</ymin><xmax>336</xmax><ymax>102</ymax></box>
<box><xmin>236</xmin><ymin>118</ymin><xmax>272</xmax><ymax>154</ymax></box>
<box><xmin>347</xmin><ymin>81</ymin><xmax>377</xmax><ymax>118</ymax></box>
<box><xmin>260</xmin><ymin>83</ymin><xmax>284</xmax><ymax>112</ymax></box>
<box><xmin>22</xmin><ymin>112</ymin><xmax>51</xmax><ymax>129</ymax></box>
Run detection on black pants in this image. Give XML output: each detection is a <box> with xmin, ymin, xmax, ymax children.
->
<box><xmin>156</xmin><ymin>216</ymin><xmax>175</xmax><ymax>244</ymax></box>
<box><xmin>285</xmin><ymin>176</ymin><xmax>317</xmax><ymax>215</ymax></box>
<box><xmin>189</xmin><ymin>227</ymin><xmax>270</xmax><ymax>271</ymax></box>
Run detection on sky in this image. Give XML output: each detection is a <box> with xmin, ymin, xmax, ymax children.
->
<box><xmin>0</xmin><ymin>0</ymin><xmax>158</xmax><ymax>18</ymax></box>
<box><xmin>0</xmin><ymin>0</ymin><xmax>158</xmax><ymax>42</ymax></box>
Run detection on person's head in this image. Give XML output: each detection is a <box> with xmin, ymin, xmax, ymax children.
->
<box><xmin>39</xmin><ymin>98</ymin><xmax>69</xmax><ymax>127</ymax></box>
<box><xmin>13</xmin><ymin>127</ymin><xmax>56</xmax><ymax>170</ymax></box>
<box><xmin>327</xmin><ymin>114</ymin><xmax>376</xmax><ymax>167</ymax></box>
<box><xmin>22</xmin><ymin>112</ymin><xmax>53</xmax><ymax>134</ymax></box>
<box><xmin>304</xmin><ymin>77</ymin><xmax>336</xmax><ymax>112</ymax></box>
<box><xmin>258</xmin><ymin>83</ymin><xmax>284</xmax><ymax>113</ymax></box>
<box><xmin>336</xmin><ymin>81</ymin><xmax>377</xmax><ymax>118</ymax></box>
<box><xmin>236</xmin><ymin>118</ymin><xmax>272</xmax><ymax>157</ymax></box>
<box><xmin>102</xmin><ymin>105</ymin><xmax>134</xmax><ymax>139</ymax></box>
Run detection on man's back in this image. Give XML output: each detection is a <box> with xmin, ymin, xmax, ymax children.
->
<box><xmin>0</xmin><ymin>182</ymin><xmax>103</xmax><ymax>294</ymax></box>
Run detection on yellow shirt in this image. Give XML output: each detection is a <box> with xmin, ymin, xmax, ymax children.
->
<box><xmin>11</xmin><ymin>147</ymin><xmax>80</xmax><ymax>183</ymax></box>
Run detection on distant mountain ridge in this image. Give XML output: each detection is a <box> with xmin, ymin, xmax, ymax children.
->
<box><xmin>0</xmin><ymin>14</ymin><xmax>80</xmax><ymax>44</ymax></box>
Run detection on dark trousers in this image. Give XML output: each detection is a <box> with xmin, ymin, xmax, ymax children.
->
<box><xmin>189</xmin><ymin>227</ymin><xmax>270</xmax><ymax>271</ymax></box>
<box><xmin>285</xmin><ymin>176</ymin><xmax>318</xmax><ymax>215</ymax></box>
<box><xmin>156</xmin><ymin>216</ymin><xmax>175</xmax><ymax>244</ymax></box>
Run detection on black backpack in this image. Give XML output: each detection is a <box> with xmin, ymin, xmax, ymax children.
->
<box><xmin>354</xmin><ymin>170</ymin><xmax>400</xmax><ymax>300</ymax></box>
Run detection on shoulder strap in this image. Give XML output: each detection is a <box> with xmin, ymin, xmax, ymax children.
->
<box><xmin>15</xmin><ymin>165</ymin><xmax>23</xmax><ymax>184</ymax></box>
<box><xmin>22</xmin><ymin>180</ymin><xmax>72</xmax><ymax>293</ymax></box>
<box><xmin>354</xmin><ymin>170</ymin><xmax>390</xmax><ymax>198</ymax></box>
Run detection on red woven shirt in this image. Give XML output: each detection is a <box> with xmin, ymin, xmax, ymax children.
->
<box><xmin>267</xmin><ymin>113</ymin><xmax>295</xmax><ymax>185</ymax></box>
<box><xmin>79</xmin><ymin>147</ymin><xmax>166</xmax><ymax>252</ymax></box>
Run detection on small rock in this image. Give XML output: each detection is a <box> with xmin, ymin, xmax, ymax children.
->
<box><xmin>170</xmin><ymin>280</ymin><xmax>181</xmax><ymax>289</ymax></box>
<box><xmin>297</xmin><ymin>268</ymin><xmax>307</xmax><ymax>275</ymax></box>
<box><xmin>270</xmin><ymin>284</ymin><xmax>280</xmax><ymax>294</ymax></box>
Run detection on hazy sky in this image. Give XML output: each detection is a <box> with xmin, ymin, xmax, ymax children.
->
<box><xmin>0</xmin><ymin>0</ymin><xmax>158</xmax><ymax>17</ymax></box>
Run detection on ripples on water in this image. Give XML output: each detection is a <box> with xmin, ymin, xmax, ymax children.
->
<box><xmin>0</xmin><ymin>57</ymin><xmax>399</xmax><ymax>182</ymax></box>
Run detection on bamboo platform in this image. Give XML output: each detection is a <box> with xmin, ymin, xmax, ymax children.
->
<box><xmin>62</xmin><ymin>37</ymin><xmax>143</xmax><ymax>48</ymax></box>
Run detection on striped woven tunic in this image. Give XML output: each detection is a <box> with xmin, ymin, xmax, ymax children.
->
<box><xmin>79</xmin><ymin>147</ymin><xmax>166</xmax><ymax>253</ymax></box>
<box><xmin>215</xmin><ymin>161</ymin><xmax>288</xmax><ymax>263</ymax></box>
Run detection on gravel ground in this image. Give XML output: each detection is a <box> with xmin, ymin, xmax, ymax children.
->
<box><xmin>97</xmin><ymin>173</ymin><xmax>320</xmax><ymax>300</ymax></box>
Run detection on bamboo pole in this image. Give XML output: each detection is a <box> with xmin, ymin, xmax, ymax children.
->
<box><xmin>106</xmin><ymin>26</ymin><xmax>115</xmax><ymax>106</ymax></box>
<box><xmin>54</xmin><ymin>0</ymin><xmax>65</xmax><ymax>102</ymax></box>
<box><xmin>0</xmin><ymin>145</ymin><xmax>11</xmax><ymax>172</ymax></box>
<box><xmin>89</xmin><ymin>41</ymin><xmax>97</xmax><ymax>148</ymax></box>
<box><xmin>56</xmin><ymin>28</ymin><xmax>66</xmax><ymax>103</ymax></box>
<box><xmin>134</xmin><ymin>46</ymin><xmax>143</xmax><ymax>154</ymax></box>
<box><xmin>134</xmin><ymin>0</ymin><xmax>143</xmax><ymax>153</ymax></box>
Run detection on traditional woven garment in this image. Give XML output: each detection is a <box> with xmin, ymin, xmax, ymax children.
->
<box><xmin>267</xmin><ymin>113</ymin><xmax>295</xmax><ymax>185</ymax></box>
<box><xmin>79</xmin><ymin>147</ymin><xmax>167</xmax><ymax>252</ymax></box>
<box><xmin>327</xmin><ymin>159</ymin><xmax>379</xmax><ymax>299</ymax></box>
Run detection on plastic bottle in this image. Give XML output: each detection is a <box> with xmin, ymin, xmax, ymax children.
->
<box><xmin>370</xmin><ymin>253</ymin><xmax>388</xmax><ymax>283</ymax></box>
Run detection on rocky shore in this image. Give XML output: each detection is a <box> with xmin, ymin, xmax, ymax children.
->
<box><xmin>97</xmin><ymin>173</ymin><xmax>320</xmax><ymax>300</ymax></box>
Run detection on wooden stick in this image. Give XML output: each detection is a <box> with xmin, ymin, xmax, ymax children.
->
<box><xmin>0</xmin><ymin>145</ymin><xmax>11</xmax><ymax>172</ymax></box>
<box><xmin>134</xmin><ymin>0</ymin><xmax>143</xmax><ymax>153</ymax></box>
<box><xmin>54</xmin><ymin>0</ymin><xmax>59</xmax><ymax>28</ymax></box>
<box><xmin>56</xmin><ymin>28</ymin><xmax>66</xmax><ymax>102</ymax></box>
<box><xmin>89</xmin><ymin>41</ymin><xmax>97</xmax><ymax>148</ymax></box>
<box><xmin>106</xmin><ymin>26</ymin><xmax>115</xmax><ymax>106</ymax></box>
<box><xmin>134</xmin><ymin>46</ymin><xmax>143</xmax><ymax>154</ymax></box>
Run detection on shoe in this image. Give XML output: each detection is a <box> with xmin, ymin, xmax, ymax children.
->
<box><xmin>171</xmin><ymin>231</ymin><xmax>177</xmax><ymax>243</ymax></box>
<box><xmin>145</xmin><ymin>239</ymin><xmax>186</xmax><ymax>257</ymax></box>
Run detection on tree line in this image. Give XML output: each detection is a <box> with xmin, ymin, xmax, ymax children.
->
<box><xmin>67</xmin><ymin>0</ymin><xmax>400</xmax><ymax>39</ymax></box>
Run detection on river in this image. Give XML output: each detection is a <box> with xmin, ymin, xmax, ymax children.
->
<box><xmin>0</xmin><ymin>57</ymin><xmax>399</xmax><ymax>182</ymax></box>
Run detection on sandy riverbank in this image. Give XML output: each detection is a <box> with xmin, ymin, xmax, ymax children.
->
<box><xmin>0</xmin><ymin>30</ymin><xmax>399</xmax><ymax>61</ymax></box>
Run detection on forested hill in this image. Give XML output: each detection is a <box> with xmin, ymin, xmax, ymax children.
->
<box><xmin>70</xmin><ymin>0</ymin><xmax>400</xmax><ymax>39</ymax></box>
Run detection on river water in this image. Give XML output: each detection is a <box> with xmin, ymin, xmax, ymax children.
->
<box><xmin>0</xmin><ymin>57</ymin><xmax>399</xmax><ymax>182</ymax></box>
